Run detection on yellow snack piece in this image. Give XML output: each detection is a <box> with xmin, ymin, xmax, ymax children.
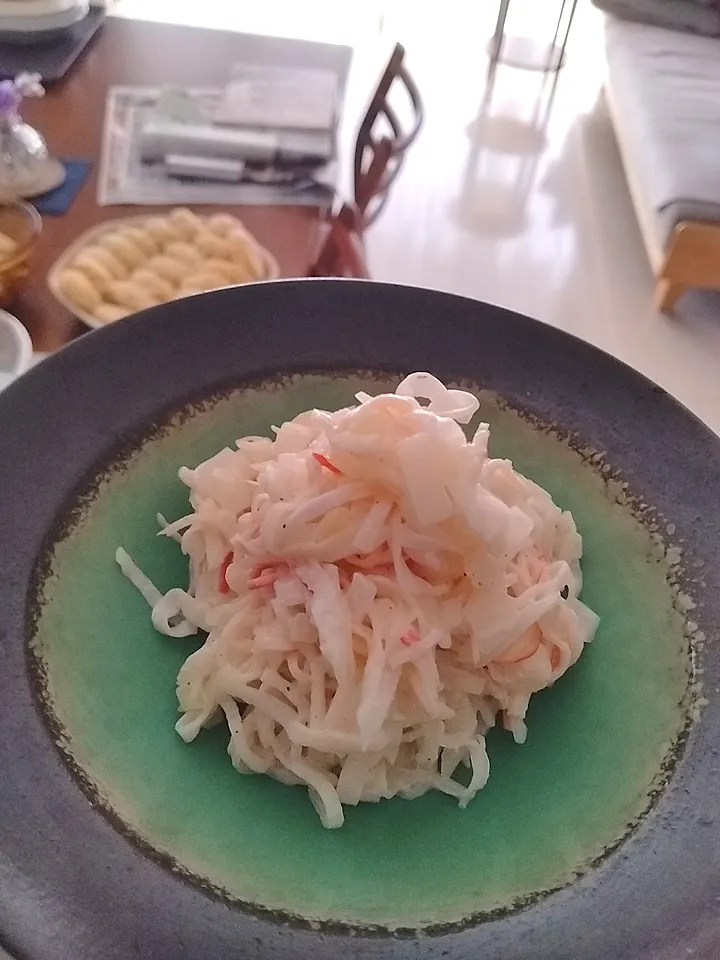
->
<box><xmin>72</xmin><ymin>252</ymin><xmax>114</xmax><ymax>295</ymax></box>
<box><xmin>131</xmin><ymin>268</ymin><xmax>174</xmax><ymax>302</ymax></box>
<box><xmin>172</xmin><ymin>287</ymin><xmax>202</xmax><ymax>300</ymax></box>
<box><xmin>107</xmin><ymin>281</ymin><xmax>159</xmax><ymax>311</ymax></box>
<box><xmin>58</xmin><ymin>268</ymin><xmax>103</xmax><ymax>313</ymax></box>
<box><xmin>79</xmin><ymin>245</ymin><xmax>127</xmax><ymax>280</ymax></box>
<box><xmin>165</xmin><ymin>241</ymin><xmax>203</xmax><ymax>266</ymax></box>
<box><xmin>0</xmin><ymin>230</ymin><xmax>18</xmax><ymax>258</ymax></box>
<box><xmin>200</xmin><ymin>259</ymin><xmax>245</xmax><ymax>284</ymax></box>
<box><xmin>180</xmin><ymin>270</ymin><xmax>228</xmax><ymax>293</ymax></box>
<box><xmin>147</xmin><ymin>255</ymin><xmax>186</xmax><ymax>284</ymax></box>
<box><xmin>144</xmin><ymin>217</ymin><xmax>175</xmax><ymax>246</ymax></box>
<box><xmin>206</xmin><ymin>213</ymin><xmax>242</xmax><ymax>238</ymax></box>
<box><xmin>168</xmin><ymin>207</ymin><xmax>204</xmax><ymax>241</ymax></box>
<box><xmin>93</xmin><ymin>302</ymin><xmax>130</xmax><ymax>324</ymax></box>
<box><xmin>121</xmin><ymin>226</ymin><xmax>159</xmax><ymax>258</ymax></box>
<box><xmin>193</xmin><ymin>230</ymin><xmax>231</xmax><ymax>260</ymax></box>
<box><xmin>100</xmin><ymin>232</ymin><xmax>145</xmax><ymax>269</ymax></box>
<box><xmin>226</xmin><ymin>230</ymin><xmax>264</xmax><ymax>278</ymax></box>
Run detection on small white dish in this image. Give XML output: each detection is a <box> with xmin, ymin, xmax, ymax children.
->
<box><xmin>0</xmin><ymin>308</ymin><xmax>33</xmax><ymax>392</ymax></box>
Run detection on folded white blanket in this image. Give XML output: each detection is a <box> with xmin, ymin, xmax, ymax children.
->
<box><xmin>592</xmin><ymin>0</ymin><xmax>720</xmax><ymax>36</ymax></box>
<box><xmin>605</xmin><ymin>16</ymin><xmax>720</xmax><ymax>216</ymax></box>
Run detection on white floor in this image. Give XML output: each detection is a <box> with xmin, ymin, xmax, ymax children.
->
<box><xmin>365</xmin><ymin>1</ymin><xmax>720</xmax><ymax>436</ymax></box>
<box><xmin>114</xmin><ymin>0</ymin><xmax>720</xmax><ymax>434</ymax></box>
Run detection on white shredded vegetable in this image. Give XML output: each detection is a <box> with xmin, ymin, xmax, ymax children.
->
<box><xmin>117</xmin><ymin>373</ymin><xmax>598</xmax><ymax>828</ymax></box>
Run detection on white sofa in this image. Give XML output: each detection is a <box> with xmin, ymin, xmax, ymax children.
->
<box><xmin>594</xmin><ymin>1</ymin><xmax>720</xmax><ymax>312</ymax></box>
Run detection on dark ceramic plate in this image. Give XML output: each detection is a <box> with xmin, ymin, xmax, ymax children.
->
<box><xmin>0</xmin><ymin>280</ymin><xmax>718</xmax><ymax>960</ymax></box>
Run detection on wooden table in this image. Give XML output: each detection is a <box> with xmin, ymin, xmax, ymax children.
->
<box><xmin>16</xmin><ymin>16</ymin><xmax>352</xmax><ymax>352</ymax></box>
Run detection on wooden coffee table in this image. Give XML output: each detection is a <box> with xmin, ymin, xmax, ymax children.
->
<box><xmin>16</xmin><ymin>16</ymin><xmax>352</xmax><ymax>352</ymax></box>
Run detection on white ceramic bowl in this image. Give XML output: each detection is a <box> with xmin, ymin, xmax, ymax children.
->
<box><xmin>0</xmin><ymin>309</ymin><xmax>33</xmax><ymax>392</ymax></box>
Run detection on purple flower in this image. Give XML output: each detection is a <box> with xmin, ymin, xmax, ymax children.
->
<box><xmin>14</xmin><ymin>73</ymin><xmax>44</xmax><ymax>100</ymax></box>
<box><xmin>0</xmin><ymin>80</ymin><xmax>20</xmax><ymax>118</ymax></box>
<box><xmin>0</xmin><ymin>75</ymin><xmax>43</xmax><ymax>123</ymax></box>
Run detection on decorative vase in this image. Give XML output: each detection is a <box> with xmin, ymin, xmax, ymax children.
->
<box><xmin>0</xmin><ymin>73</ymin><xmax>61</xmax><ymax>200</ymax></box>
<box><xmin>0</xmin><ymin>112</ymin><xmax>50</xmax><ymax>197</ymax></box>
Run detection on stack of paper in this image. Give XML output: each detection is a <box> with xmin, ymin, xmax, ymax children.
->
<box><xmin>214</xmin><ymin>64</ymin><xmax>340</xmax><ymax>132</ymax></box>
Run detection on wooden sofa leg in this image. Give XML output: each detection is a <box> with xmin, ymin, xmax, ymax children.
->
<box><xmin>655</xmin><ymin>220</ymin><xmax>720</xmax><ymax>314</ymax></box>
<box><xmin>656</xmin><ymin>278</ymin><xmax>685</xmax><ymax>314</ymax></box>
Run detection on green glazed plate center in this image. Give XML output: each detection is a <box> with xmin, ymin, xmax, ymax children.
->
<box><xmin>30</xmin><ymin>374</ymin><xmax>692</xmax><ymax>929</ymax></box>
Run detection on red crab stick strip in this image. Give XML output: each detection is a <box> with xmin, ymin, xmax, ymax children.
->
<box><xmin>313</xmin><ymin>452</ymin><xmax>342</xmax><ymax>476</ymax></box>
<box><xmin>248</xmin><ymin>560</ymin><xmax>292</xmax><ymax>590</ymax></box>
<box><xmin>218</xmin><ymin>552</ymin><xmax>233</xmax><ymax>594</ymax></box>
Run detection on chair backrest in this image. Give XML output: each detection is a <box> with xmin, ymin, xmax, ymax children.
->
<box><xmin>308</xmin><ymin>203</ymin><xmax>369</xmax><ymax>279</ymax></box>
<box><xmin>354</xmin><ymin>42</ymin><xmax>424</xmax><ymax>228</ymax></box>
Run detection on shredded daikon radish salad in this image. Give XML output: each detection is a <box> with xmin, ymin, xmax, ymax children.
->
<box><xmin>117</xmin><ymin>373</ymin><xmax>598</xmax><ymax>828</ymax></box>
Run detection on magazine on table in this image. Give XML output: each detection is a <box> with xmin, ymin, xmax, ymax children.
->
<box><xmin>98</xmin><ymin>84</ymin><xmax>339</xmax><ymax>207</ymax></box>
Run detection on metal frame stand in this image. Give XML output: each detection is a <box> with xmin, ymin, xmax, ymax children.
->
<box><xmin>487</xmin><ymin>0</ymin><xmax>580</xmax><ymax>74</ymax></box>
